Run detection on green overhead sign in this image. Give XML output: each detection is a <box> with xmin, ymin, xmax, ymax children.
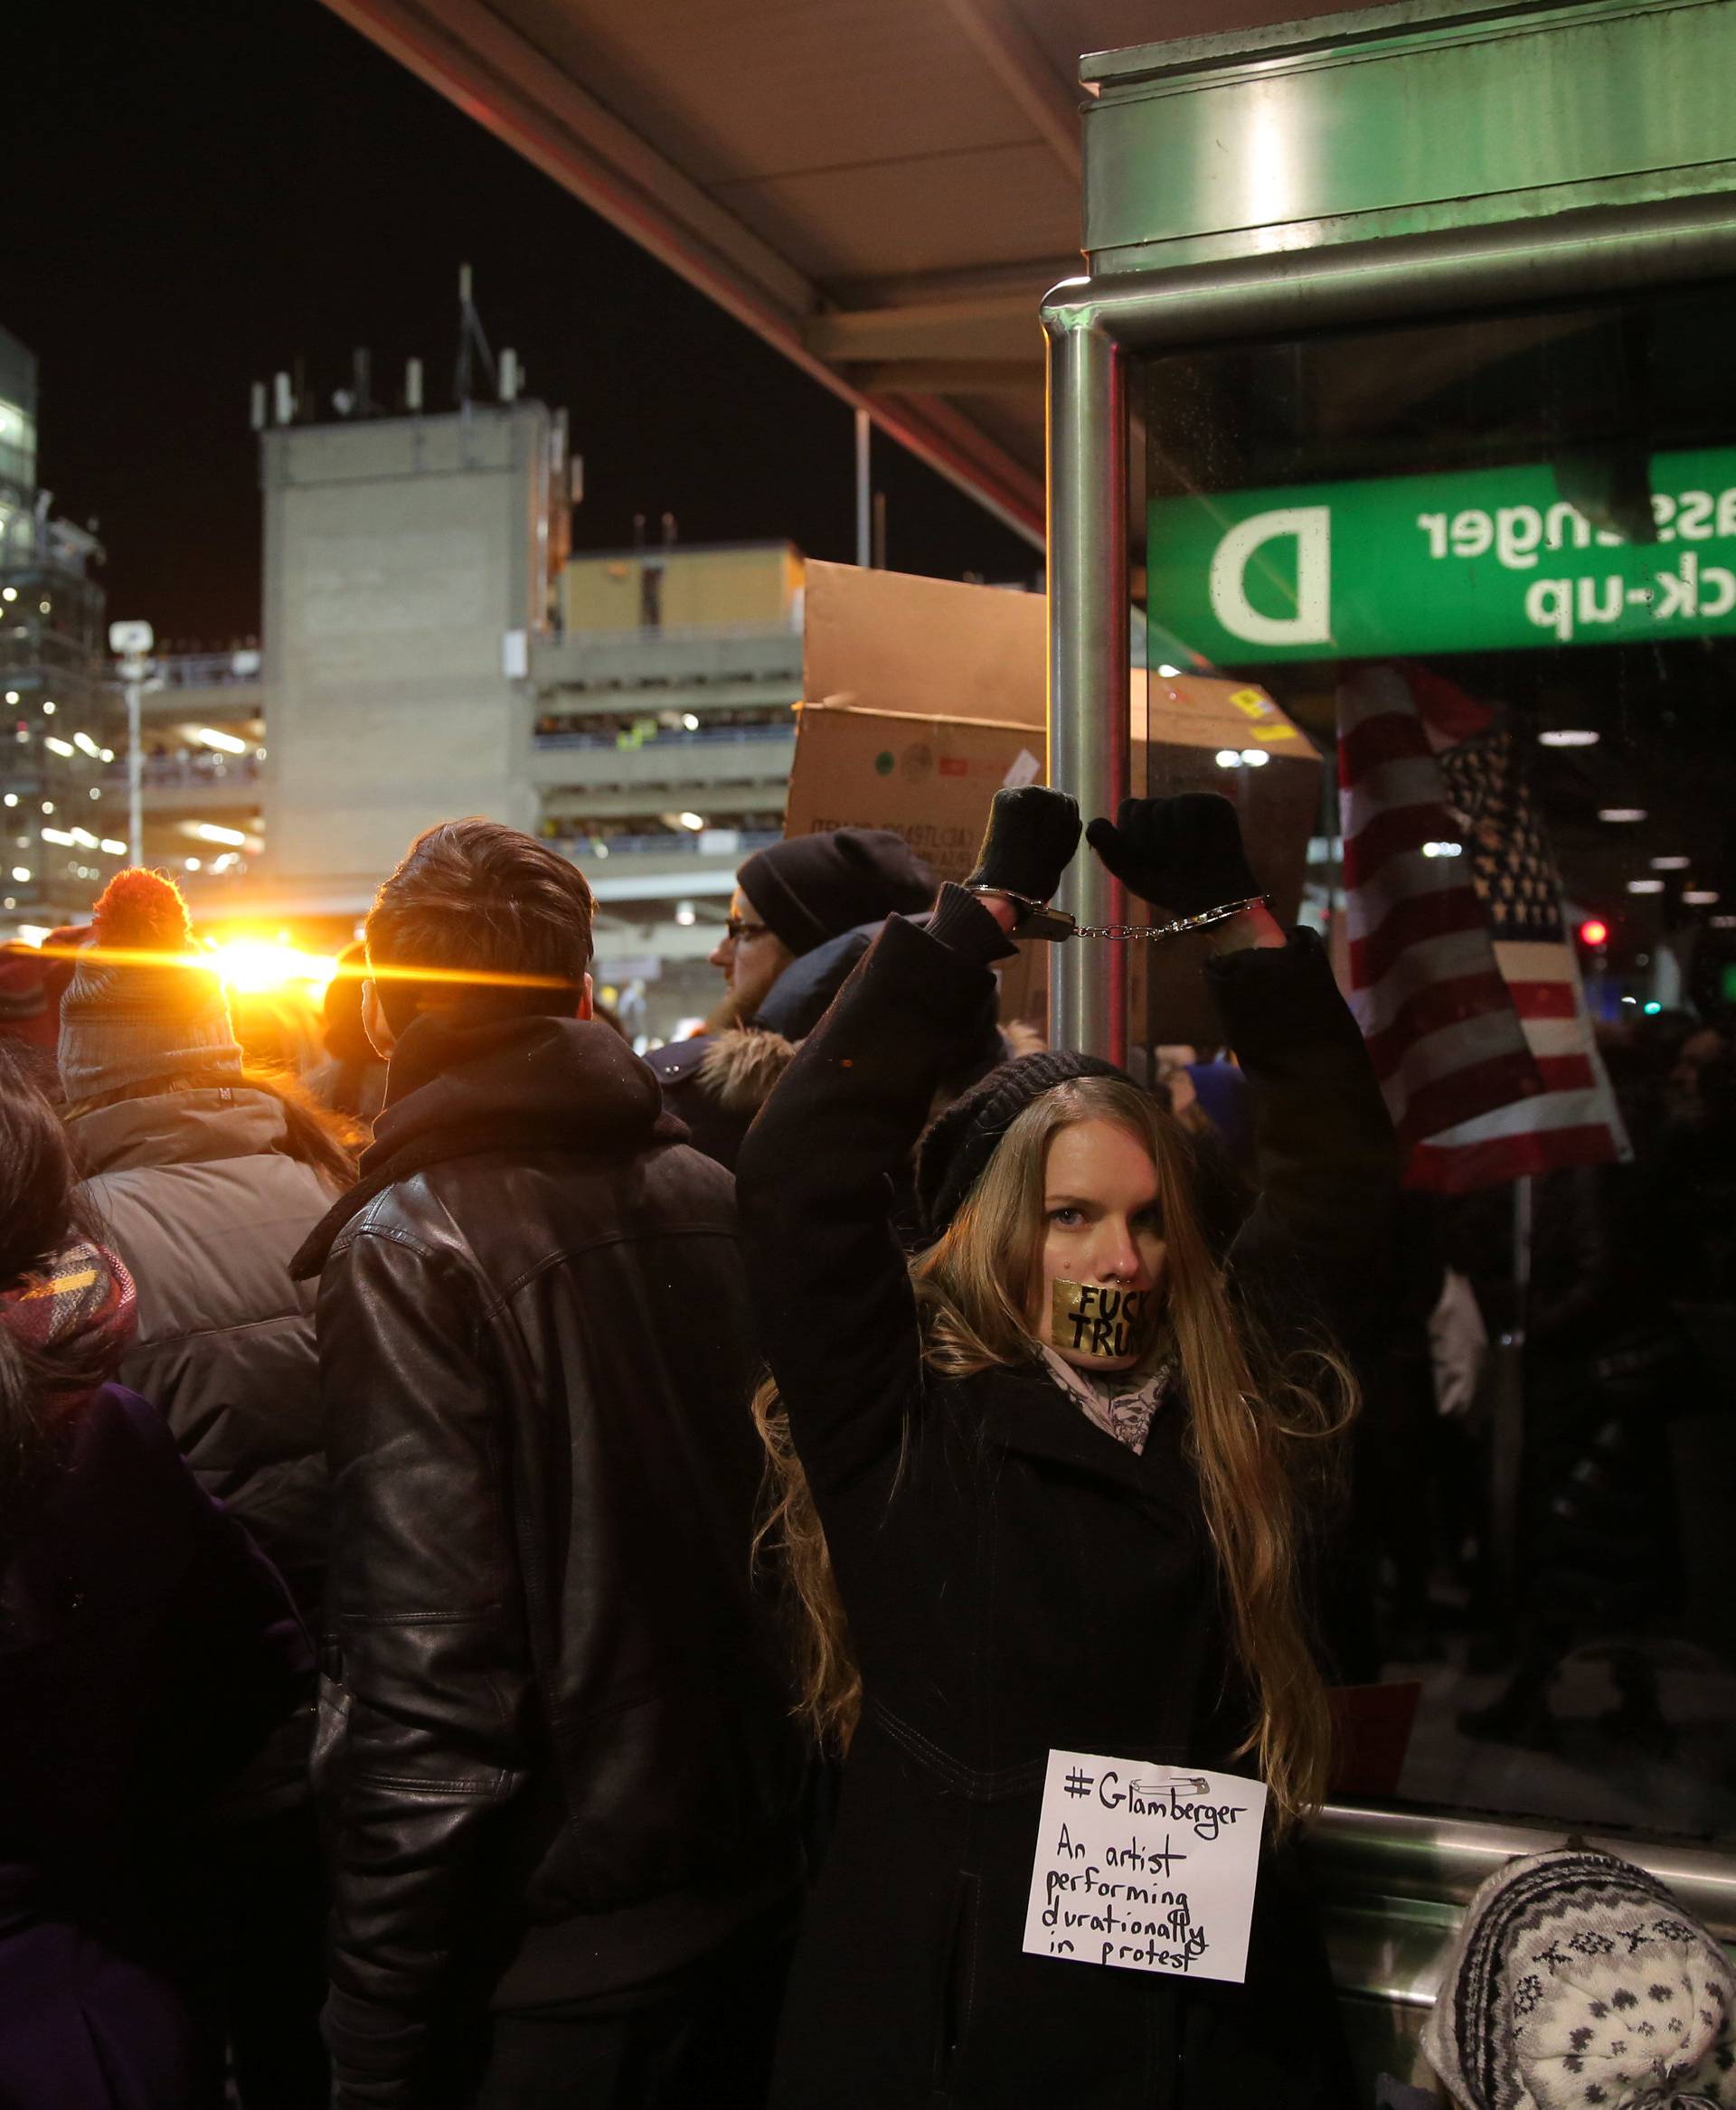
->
<box><xmin>1147</xmin><ymin>448</ymin><xmax>1736</xmax><ymax>664</ymax></box>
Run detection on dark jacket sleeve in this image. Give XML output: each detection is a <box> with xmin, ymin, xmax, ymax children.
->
<box><xmin>1204</xmin><ymin>928</ymin><xmax>1402</xmax><ymax>1351</ymax></box>
<box><xmin>316</xmin><ymin>1215</ymin><xmax>533</xmax><ymax>2109</ymax></box>
<box><xmin>735</xmin><ymin>900</ymin><xmax>1012</xmax><ymax>1493</ymax></box>
<box><xmin>108</xmin><ymin>1389</ymin><xmax>315</xmax><ymax>1813</ymax></box>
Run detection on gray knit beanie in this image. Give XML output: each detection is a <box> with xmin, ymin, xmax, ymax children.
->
<box><xmin>58</xmin><ymin>869</ymin><xmax>244</xmax><ymax>1102</ymax></box>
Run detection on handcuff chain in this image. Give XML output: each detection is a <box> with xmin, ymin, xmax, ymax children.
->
<box><xmin>968</xmin><ymin>886</ymin><xmax>1267</xmax><ymax>942</ymax></box>
<box><xmin>1075</xmin><ymin>895</ymin><xmax>1267</xmax><ymax>940</ymax></box>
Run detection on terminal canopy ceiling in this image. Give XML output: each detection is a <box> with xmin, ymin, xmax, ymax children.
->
<box><xmin>317</xmin><ymin>0</ymin><xmax>1370</xmax><ymax>547</ymax></box>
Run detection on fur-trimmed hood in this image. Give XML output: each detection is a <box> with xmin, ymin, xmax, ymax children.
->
<box><xmin>697</xmin><ymin>1016</ymin><xmax>1045</xmax><ymax>1127</ymax></box>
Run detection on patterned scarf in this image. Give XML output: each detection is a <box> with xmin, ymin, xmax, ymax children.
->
<box><xmin>1039</xmin><ymin>1345</ymin><xmax>1173</xmax><ymax>1455</ymax></box>
<box><xmin>0</xmin><ymin>1239</ymin><xmax>137</xmax><ymax>1408</ymax></box>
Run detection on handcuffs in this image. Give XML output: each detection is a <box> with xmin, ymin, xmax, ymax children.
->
<box><xmin>967</xmin><ymin>885</ymin><xmax>1268</xmax><ymax>943</ymax></box>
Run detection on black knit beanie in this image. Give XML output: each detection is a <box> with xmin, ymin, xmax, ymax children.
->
<box><xmin>914</xmin><ymin>1050</ymin><xmax>1128</xmax><ymax>1241</ymax></box>
<box><xmin>738</xmin><ymin>829</ymin><xmax>935</xmax><ymax>957</ymax></box>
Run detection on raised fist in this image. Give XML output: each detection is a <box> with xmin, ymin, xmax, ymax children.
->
<box><xmin>1084</xmin><ymin>794</ymin><xmax>1259</xmax><ymax>918</ymax></box>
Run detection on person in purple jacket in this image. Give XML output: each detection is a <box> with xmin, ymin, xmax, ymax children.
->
<box><xmin>0</xmin><ymin>1052</ymin><xmax>313</xmax><ymax>2110</ymax></box>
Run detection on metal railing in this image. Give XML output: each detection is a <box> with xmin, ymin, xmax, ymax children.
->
<box><xmin>148</xmin><ymin>651</ymin><xmax>262</xmax><ymax>690</ymax></box>
<box><xmin>102</xmin><ymin>753</ymin><xmax>262</xmax><ymax>788</ymax></box>
<box><xmin>548</xmin><ymin>828</ymin><xmax>781</xmax><ymax>859</ymax></box>
<box><xmin>533</xmin><ymin>722</ymin><xmax>793</xmax><ymax>752</ymax></box>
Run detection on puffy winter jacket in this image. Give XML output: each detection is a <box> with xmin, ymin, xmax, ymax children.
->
<box><xmin>70</xmin><ymin>1083</ymin><xmax>344</xmax><ymax>1803</ymax></box>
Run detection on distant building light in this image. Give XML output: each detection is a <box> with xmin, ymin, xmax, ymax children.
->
<box><xmin>194</xmin><ymin>727</ymin><xmax>249</xmax><ymax>755</ymax></box>
<box><xmin>1214</xmin><ymin>749</ymin><xmax>1243</xmax><ymax>769</ymax></box>
<box><xmin>1627</xmin><ymin>878</ymin><xmax>1665</xmax><ymax>893</ymax></box>
<box><xmin>1240</xmin><ymin>749</ymin><xmax>1270</xmax><ymax>768</ymax></box>
<box><xmin>1684</xmin><ymin>889</ymin><xmax>1721</xmax><ymax>906</ymax></box>
<box><xmin>681</xmin><ymin>712</ymin><xmax>700</xmax><ymax>730</ymax></box>
<box><xmin>90</xmin><ymin>787</ymin><xmax>100</xmax><ymax>800</ymax></box>
<box><xmin>3</xmin><ymin>691</ymin><xmax>14</xmax><ymax>703</ymax></box>
<box><xmin>41</xmin><ymin>828</ymin><xmax>74</xmax><ymax>846</ymax></box>
<box><xmin>1156</xmin><ymin>664</ymin><xmax>1182</xmax><ymax>679</ymax></box>
<box><xmin>69</xmin><ymin>827</ymin><xmax>98</xmax><ymax>849</ymax></box>
<box><xmin>675</xmin><ymin>900</ymin><xmax>697</xmax><ymax>928</ymax></box>
<box><xmin>72</xmin><ymin>730</ymin><xmax>99</xmax><ymax>758</ymax></box>
<box><xmin>1421</xmin><ymin>841</ymin><xmax>1465</xmax><ymax>859</ymax></box>
<box><xmin>11</xmin><ymin>867</ymin><xmax>30</xmax><ymax>882</ymax></box>
<box><xmin>1537</xmin><ymin>728</ymin><xmax>1599</xmax><ymax>748</ymax></box>
<box><xmin>678</xmin><ymin>811</ymin><xmax>705</xmax><ymax>831</ymax></box>
<box><xmin>0</xmin><ymin>795</ymin><xmax>13</xmax><ymax>807</ymax></box>
<box><xmin>190</xmin><ymin>823</ymin><xmax>249</xmax><ymax>846</ymax></box>
<box><xmin>41</xmin><ymin>700</ymin><xmax>54</xmax><ymax>715</ymax></box>
<box><xmin>1650</xmin><ymin>855</ymin><xmax>1691</xmax><ymax>871</ymax></box>
<box><xmin>100</xmin><ymin>838</ymin><xmax>127</xmax><ymax>856</ymax></box>
<box><xmin>1598</xmin><ymin>807</ymin><xmax>1646</xmax><ymax>823</ymax></box>
<box><xmin>1</xmin><ymin>589</ymin><xmax>14</xmax><ymax>603</ymax></box>
<box><xmin>1644</xmin><ymin>1000</ymin><xmax>1663</xmax><ymax>1014</ymax></box>
<box><xmin>40</xmin><ymin>801</ymin><xmax>52</xmax><ymax>815</ymax></box>
<box><xmin>99</xmin><ymin>748</ymin><xmax>114</xmax><ymax>762</ymax></box>
<box><xmin>43</xmin><ymin>736</ymin><xmax>73</xmax><ymax>758</ymax></box>
<box><xmin>184</xmin><ymin>858</ymin><xmax>203</xmax><ymax>871</ymax></box>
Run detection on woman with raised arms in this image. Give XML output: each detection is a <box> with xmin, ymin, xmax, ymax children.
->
<box><xmin>738</xmin><ymin>788</ymin><xmax>1399</xmax><ymax>2108</ymax></box>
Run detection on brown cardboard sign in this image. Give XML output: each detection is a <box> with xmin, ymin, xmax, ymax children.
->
<box><xmin>783</xmin><ymin>704</ymin><xmax>1044</xmax><ymax>887</ymax></box>
<box><xmin>802</xmin><ymin>559</ymin><xmax>1046</xmax><ymax>727</ymax></box>
<box><xmin>788</xmin><ymin>564</ymin><xmax>1322</xmax><ymax>1047</ymax></box>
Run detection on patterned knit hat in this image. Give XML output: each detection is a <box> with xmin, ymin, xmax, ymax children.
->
<box><xmin>913</xmin><ymin>1049</ymin><xmax>1127</xmax><ymax>1240</ymax></box>
<box><xmin>1423</xmin><ymin>1847</ymin><xmax>1735</xmax><ymax>2110</ymax></box>
<box><xmin>58</xmin><ymin>870</ymin><xmax>243</xmax><ymax>1103</ymax></box>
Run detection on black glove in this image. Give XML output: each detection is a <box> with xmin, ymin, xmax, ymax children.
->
<box><xmin>1084</xmin><ymin>794</ymin><xmax>1260</xmax><ymax>918</ymax></box>
<box><xmin>964</xmin><ymin>787</ymin><xmax>1081</xmax><ymax>907</ymax></box>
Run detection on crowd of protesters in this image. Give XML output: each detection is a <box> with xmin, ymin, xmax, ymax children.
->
<box><xmin>3</xmin><ymin>790</ymin><xmax>1731</xmax><ymax>2110</ymax></box>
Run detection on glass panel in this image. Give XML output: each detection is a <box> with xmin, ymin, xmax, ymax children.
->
<box><xmin>1138</xmin><ymin>281</ymin><xmax>1736</xmax><ymax>1846</ymax></box>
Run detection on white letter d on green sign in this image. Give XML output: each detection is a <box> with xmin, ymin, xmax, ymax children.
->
<box><xmin>1209</xmin><ymin>506</ymin><xmax>1331</xmax><ymax>649</ymax></box>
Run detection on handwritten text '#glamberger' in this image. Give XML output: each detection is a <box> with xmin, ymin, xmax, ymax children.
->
<box><xmin>1089</xmin><ymin>1771</ymin><xmax>1248</xmax><ymax>1840</ymax></box>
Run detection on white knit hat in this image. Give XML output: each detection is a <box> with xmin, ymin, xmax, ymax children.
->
<box><xmin>1424</xmin><ymin>1848</ymin><xmax>1734</xmax><ymax>2110</ymax></box>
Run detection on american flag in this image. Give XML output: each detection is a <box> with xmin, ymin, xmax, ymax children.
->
<box><xmin>1337</xmin><ymin>664</ymin><xmax>1627</xmax><ymax>1194</ymax></box>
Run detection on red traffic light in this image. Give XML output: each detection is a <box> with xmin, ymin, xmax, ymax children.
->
<box><xmin>1578</xmin><ymin>917</ymin><xmax>1610</xmax><ymax>949</ymax></box>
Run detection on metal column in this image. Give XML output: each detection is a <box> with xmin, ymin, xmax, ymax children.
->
<box><xmin>854</xmin><ymin>407</ymin><xmax>873</xmax><ymax>570</ymax></box>
<box><xmin>1043</xmin><ymin>293</ymin><xmax>1128</xmax><ymax>1061</ymax></box>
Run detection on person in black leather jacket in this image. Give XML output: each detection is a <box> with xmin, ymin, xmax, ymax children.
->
<box><xmin>293</xmin><ymin>821</ymin><xmax>806</xmax><ymax>2110</ymax></box>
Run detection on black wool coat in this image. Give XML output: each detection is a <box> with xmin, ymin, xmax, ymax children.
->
<box><xmin>735</xmin><ymin>909</ymin><xmax>1400</xmax><ymax>2110</ymax></box>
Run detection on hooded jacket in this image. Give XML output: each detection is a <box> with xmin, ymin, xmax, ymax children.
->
<box><xmin>293</xmin><ymin>1012</ymin><xmax>805</xmax><ymax>2108</ymax></box>
<box><xmin>70</xmin><ymin>1083</ymin><xmax>342</xmax><ymax>1806</ymax></box>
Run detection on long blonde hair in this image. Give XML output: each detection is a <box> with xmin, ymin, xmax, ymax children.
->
<box><xmin>751</xmin><ymin>1073</ymin><xmax>1355</xmax><ymax>1834</ymax></box>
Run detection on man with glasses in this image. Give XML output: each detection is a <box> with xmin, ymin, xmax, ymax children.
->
<box><xmin>648</xmin><ymin>829</ymin><xmax>937</xmax><ymax>1169</ymax></box>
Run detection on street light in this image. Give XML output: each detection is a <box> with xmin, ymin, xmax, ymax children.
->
<box><xmin>108</xmin><ymin>619</ymin><xmax>156</xmax><ymax>866</ymax></box>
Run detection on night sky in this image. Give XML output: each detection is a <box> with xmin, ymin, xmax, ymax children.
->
<box><xmin>11</xmin><ymin>0</ymin><xmax>1035</xmax><ymax>645</ymax></box>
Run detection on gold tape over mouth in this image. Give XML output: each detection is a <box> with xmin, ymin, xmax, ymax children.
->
<box><xmin>1052</xmin><ymin>1279</ymin><xmax>1146</xmax><ymax>1362</ymax></box>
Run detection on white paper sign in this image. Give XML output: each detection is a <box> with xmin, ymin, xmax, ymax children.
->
<box><xmin>1001</xmin><ymin>746</ymin><xmax>1042</xmax><ymax>789</ymax></box>
<box><xmin>1023</xmin><ymin>1750</ymin><xmax>1267</xmax><ymax>1983</ymax></box>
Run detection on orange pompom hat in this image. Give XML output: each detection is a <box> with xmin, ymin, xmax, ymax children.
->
<box><xmin>90</xmin><ymin>867</ymin><xmax>196</xmax><ymax>954</ymax></box>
